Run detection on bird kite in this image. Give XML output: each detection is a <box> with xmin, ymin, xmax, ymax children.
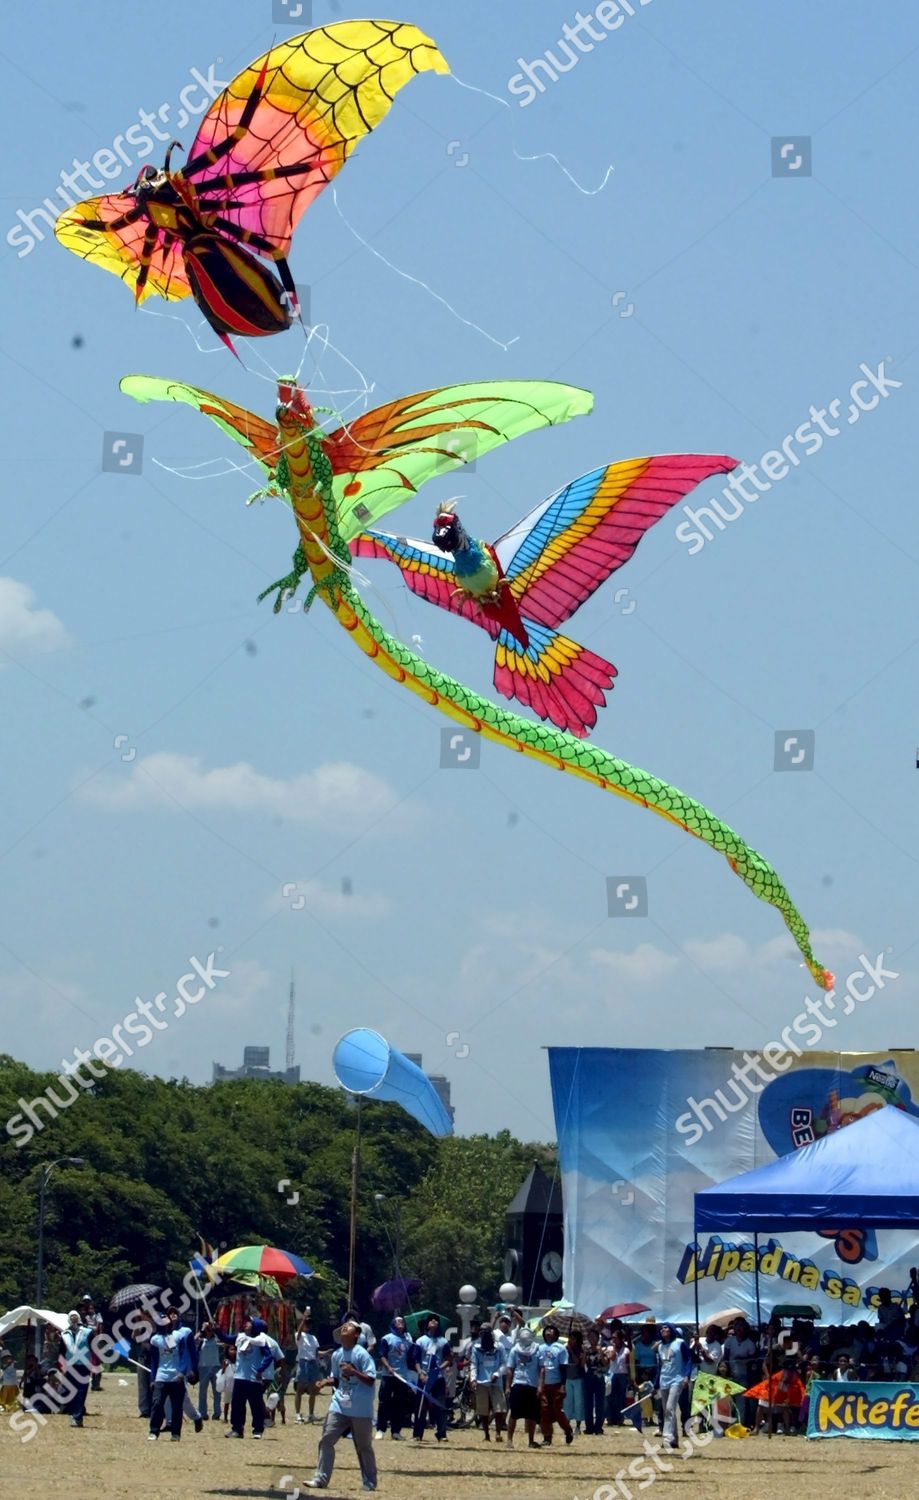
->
<box><xmin>55</xmin><ymin>22</ymin><xmax>448</xmax><ymax>353</ymax></box>
<box><xmin>352</xmin><ymin>455</ymin><xmax>738</xmax><ymax>737</ymax></box>
<box><xmin>119</xmin><ymin>372</ymin><xmax>833</xmax><ymax>991</ymax></box>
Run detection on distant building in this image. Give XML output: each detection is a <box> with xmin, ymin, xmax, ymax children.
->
<box><xmin>212</xmin><ymin>1045</ymin><xmax>300</xmax><ymax>1085</ymax></box>
<box><xmin>405</xmin><ymin>1053</ymin><xmax>455</xmax><ymax>1126</ymax></box>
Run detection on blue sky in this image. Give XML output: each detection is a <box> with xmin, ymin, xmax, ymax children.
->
<box><xmin>2</xmin><ymin>1</ymin><xmax>918</xmax><ymax>1142</ymax></box>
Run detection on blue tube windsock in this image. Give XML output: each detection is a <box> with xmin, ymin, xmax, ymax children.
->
<box><xmin>333</xmin><ymin>1029</ymin><xmax>454</xmax><ymax>1137</ymax></box>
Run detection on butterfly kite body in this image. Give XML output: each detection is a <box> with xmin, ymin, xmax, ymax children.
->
<box><xmin>55</xmin><ymin>22</ymin><xmax>448</xmax><ymax>352</ymax></box>
<box><xmin>353</xmin><ymin>454</ymin><xmax>738</xmax><ymax>737</ymax></box>
<box><xmin>120</xmin><ymin>373</ymin><xmax>833</xmax><ymax>992</ymax></box>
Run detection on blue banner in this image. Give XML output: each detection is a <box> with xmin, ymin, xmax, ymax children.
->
<box><xmin>807</xmin><ymin>1381</ymin><xmax>919</xmax><ymax>1439</ymax></box>
<box><xmin>548</xmin><ymin>1047</ymin><xmax>919</xmax><ymax>1322</ymax></box>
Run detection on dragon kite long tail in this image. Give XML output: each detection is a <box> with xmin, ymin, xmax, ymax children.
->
<box><xmin>276</xmin><ymin>404</ymin><xmax>834</xmax><ymax>992</ymax></box>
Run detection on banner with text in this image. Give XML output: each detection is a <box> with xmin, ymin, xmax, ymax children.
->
<box><xmin>807</xmin><ymin>1380</ymin><xmax>919</xmax><ymax>1438</ymax></box>
<box><xmin>548</xmin><ymin>1048</ymin><xmax>919</xmax><ymax>1324</ymax></box>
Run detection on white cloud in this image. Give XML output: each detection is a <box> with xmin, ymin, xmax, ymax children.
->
<box><xmin>0</xmin><ymin>965</ymin><xmax>94</xmax><ymax>1033</ymax></box>
<box><xmin>589</xmin><ymin>942</ymin><xmax>681</xmax><ymax>985</ymax></box>
<box><xmin>80</xmin><ymin>752</ymin><xmax>398</xmax><ymax>824</ymax></box>
<box><xmin>0</xmin><ymin>577</ymin><xmax>70</xmax><ymax>658</ymax></box>
<box><xmin>202</xmin><ymin>957</ymin><xmax>274</xmax><ymax>1020</ymax></box>
<box><xmin>587</xmin><ymin>928</ymin><xmax>866</xmax><ymax>986</ymax></box>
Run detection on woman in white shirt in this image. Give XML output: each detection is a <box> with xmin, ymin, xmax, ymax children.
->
<box><xmin>294</xmin><ymin>1312</ymin><xmax>324</xmax><ymax>1424</ymax></box>
<box><xmin>693</xmin><ymin>1323</ymin><xmax>724</xmax><ymax>1375</ymax></box>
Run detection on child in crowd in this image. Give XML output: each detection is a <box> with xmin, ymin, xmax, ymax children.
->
<box><xmin>0</xmin><ymin>1352</ymin><xmax>19</xmax><ymax>1411</ymax></box>
<box><xmin>710</xmin><ymin>1359</ymin><xmax>737</xmax><ymax>1437</ymax></box>
<box><xmin>799</xmin><ymin>1359</ymin><xmax>823</xmax><ymax>1429</ymax></box>
<box><xmin>265</xmin><ymin>1351</ymin><xmax>293</xmax><ymax>1426</ymax></box>
<box><xmin>217</xmin><ymin>1346</ymin><xmax>236</xmax><ymax>1422</ymax></box>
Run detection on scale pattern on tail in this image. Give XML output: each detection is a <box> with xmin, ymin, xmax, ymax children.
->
<box><xmin>334</xmin><ymin>582</ymin><xmax>833</xmax><ymax>992</ymax></box>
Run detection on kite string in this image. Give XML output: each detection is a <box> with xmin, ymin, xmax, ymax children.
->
<box><xmin>330</xmin><ymin>188</ymin><xmax>519</xmax><ymax>353</ymax></box>
<box><xmin>449</xmin><ymin>73</ymin><xmax>614</xmax><ymax>196</ymax></box>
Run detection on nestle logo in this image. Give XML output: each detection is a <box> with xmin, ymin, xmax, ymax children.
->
<box><xmin>866</xmin><ymin>1068</ymin><xmax>895</xmax><ymax>1089</ymax></box>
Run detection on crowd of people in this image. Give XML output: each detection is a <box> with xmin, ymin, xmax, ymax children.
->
<box><xmin>2</xmin><ymin>1283</ymin><xmax>918</xmax><ymax>1482</ymax></box>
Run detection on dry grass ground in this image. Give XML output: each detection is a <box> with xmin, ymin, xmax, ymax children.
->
<box><xmin>2</xmin><ymin>1378</ymin><xmax>917</xmax><ymax>1500</ymax></box>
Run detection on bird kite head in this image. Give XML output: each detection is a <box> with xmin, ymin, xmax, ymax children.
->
<box><xmin>432</xmin><ymin>500</ymin><xmax>465</xmax><ymax>552</ymax></box>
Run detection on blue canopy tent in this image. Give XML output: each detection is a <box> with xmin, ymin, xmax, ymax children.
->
<box><xmin>692</xmin><ymin>1105</ymin><xmax>919</xmax><ymax>1330</ymax></box>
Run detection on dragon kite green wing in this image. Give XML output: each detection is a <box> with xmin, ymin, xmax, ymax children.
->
<box><xmin>119</xmin><ymin>374</ymin><xmax>594</xmax><ymax>536</ymax></box>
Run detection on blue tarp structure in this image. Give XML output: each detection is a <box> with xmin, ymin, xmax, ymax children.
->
<box><xmin>695</xmin><ymin>1105</ymin><xmax>919</xmax><ymax>1234</ymax></box>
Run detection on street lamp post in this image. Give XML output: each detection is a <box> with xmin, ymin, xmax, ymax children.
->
<box><xmin>35</xmin><ymin>1157</ymin><xmax>84</xmax><ymax>1354</ymax></box>
<box><xmin>373</xmin><ymin>1192</ymin><xmax>403</xmax><ymax>1278</ymax></box>
<box><xmin>456</xmin><ymin>1284</ymin><xmax>480</xmax><ymax>1342</ymax></box>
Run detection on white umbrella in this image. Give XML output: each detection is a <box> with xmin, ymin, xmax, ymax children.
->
<box><xmin>702</xmin><ymin>1307</ymin><xmax>747</xmax><ymax>1331</ymax></box>
<box><xmin>0</xmin><ymin>1305</ymin><xmax>69</xmax><ymax>1337</ymax></box>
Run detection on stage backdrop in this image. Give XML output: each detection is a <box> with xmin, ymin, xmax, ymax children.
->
<box><xmin>548</xmin><ymin>1049</ymin><xmax>919</xmax><ymax>1325</ymax></box>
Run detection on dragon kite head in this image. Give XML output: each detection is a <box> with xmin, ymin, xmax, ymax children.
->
<box><xmin>277</xmin><ymin>377</ymin><xmax>314</xmax><ymax>428</ymax></box>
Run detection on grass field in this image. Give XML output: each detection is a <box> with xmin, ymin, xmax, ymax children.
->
<box><xmin>2</xmin><ymin>1378</ymin><xmax>917</xmax><ymax>1499</ymax></box>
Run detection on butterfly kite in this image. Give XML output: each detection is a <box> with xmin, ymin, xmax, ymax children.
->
<box><xmin>352</xmin><ymin>456</ymin><xmax>737</xmax><ymax>737</ymax></box>
<box><xmin>120</xmin><ymin>372</ymin><xmax>834</xmax><ymax>992</ymax></box>
<box><xmin>55</xmin><ymin>22</ymin><xmax>447</xmax><ymax>353</ymax></box>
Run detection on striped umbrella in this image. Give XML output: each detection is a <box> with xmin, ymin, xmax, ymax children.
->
<box><xmin>210</xmin><ymin>1245</ymin><xmax>313</xmax><ymax>1280</ymax></box>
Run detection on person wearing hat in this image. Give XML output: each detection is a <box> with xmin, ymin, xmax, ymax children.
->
<box><xmin>148</xmin><ymin>1308</ymin><xmax>200</xmax><ymax>1441</ymax></box>
<box><xmin>504</xmin><ymin>1328</ymin><xmax>541</xmax><ymax>1449</ymax></box>
<box><xmin>219</xmin><ymin>1315</ymin><xmax>284</xmax><ymax>1439</ymax></box>
<box><xmin>59</xmin><ymin>1311</ymin><xmax>94</xmax><ymax>1428</ymax></box>
<box><xmin>306</xmin><ymin>1320</ymin><xmax>378</xmax><ymax>1491</ymax></box>
<box><xmin>492</xmin><ymin>1313</ymin><xmax>515</xmax><ymax>1360</ymax></box>
<box><xmin>79</xmin><ymin>1296</ymin><xmax>104</xmax><ymax>1392</ymax></box>
<box><xmin>375</xmin><ymin>1315</ymin><xmax>414</xmax><ymax>1442</ymax></box>
<box><xmin>343</xmin><ymin>1309</ymin><xmax>376</xmax><ymax>1351</ymax></box>
<box><xmin>411</xmin><ymin>1316</ymin><xmax>450</xmax><ymax>1443</ymax></box>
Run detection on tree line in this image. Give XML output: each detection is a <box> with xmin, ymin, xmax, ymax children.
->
<box><xmin>0</xmin><ymin>1055</ymin><xmax>555</xmax><ymax>1326</ymax></box>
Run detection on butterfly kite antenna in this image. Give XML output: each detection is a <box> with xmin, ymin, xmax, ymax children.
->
<box><xmin>163</xmin><ymin>139</ymin><xmax>185</xmax><ymax>172</ymax></box>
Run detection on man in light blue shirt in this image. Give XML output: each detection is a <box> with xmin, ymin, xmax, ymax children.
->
<box><xmin>492</xmin><ymin>1313</ymin><xmax>515</xmax><ymax>1360</ymax></box>
<box><xmin>537</xmin><ymin>1323</ymin><xmax>573</xmax><ymax>1446</ymax></box>
<box><xmin>219</xmin><ymin>1317</ymin><xmax>284</xmax><ymax>1439</ymax></box>
<box><xmin>471</xmin><ymin>1328</ymin><xmax>507</xmax><ymax>1442</ymax></box>
<box><xmin>655</xmin><ymin>1322</ymin><xmax>693</xmax><ymax>1450</ymax></box>
<box><xmin>60</xmin><ymin>1311</ymin><xmax>94</xmax><ymax>1428</ymax></box>
<box><xmin>505</xmin><ymin>1328</ymin><xmax>541</xmax><ymax>1448</ymax></box>
<box><xmin>306</xmin><ymin>1321</ymin><xmax>378</xmax><ymax>1491</ymax></box>
<box><xmin>376</xmin><ymin>1315</ymin><xmax>413</xmax><ymax>1440</ymax></box>
<box><xmin>196</xmin><ymin>1322</ymin><xmax>222</xmax><ymax>1421</ymax></box>
<box><xmin>411</xmin><ymin>1316</ymin><xmax>450</xmax><ymax>1443</ymax></box>
<box><xmin>148</xmin><ymin>1309</ymin><xmax>199</xmax><ymax>1441</ymax></box>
